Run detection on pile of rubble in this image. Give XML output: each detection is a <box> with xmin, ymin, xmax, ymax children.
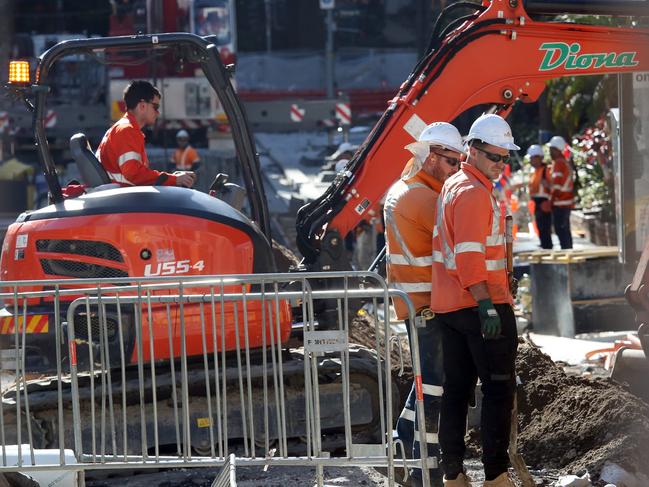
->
<box><xmin>516</xmin><ymin>343</ymin><xmax>649</xmax><ymax>483</ymax></box>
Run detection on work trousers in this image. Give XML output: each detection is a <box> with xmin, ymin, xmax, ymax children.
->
<box><xmin>533</xmin><ymin>197</ymin><xmax>553</xmax><ymax>249</ymax></box>
<box><xmin>552</xmin><ymin>206</ymin><xmax>573</xmax><ymax>249</ymax></box>
<box><xmin>435</xmin><ymin>304</ymin><xmax>518</xmax><ymax>481</ymax></box>
<box><xmin>396</xmin><ymin>316</ymin><xmax>444</xmax><ymax>485</ymax></box>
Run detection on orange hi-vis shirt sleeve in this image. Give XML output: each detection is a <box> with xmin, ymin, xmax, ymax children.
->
<box><xmin>97</xmin><ymin>113</ymin><xmax>177</xmax><ymax>187</ymax></box>
<box><xmin>173</xmin><ymin>146</ymin><xmax>201</xmax><ymax>170</ymax></box>
<box><xmin>528</xmin><ymin>166</ymin><xmax>550</xmax><ymax>199</ymax></box>
<box><xmin>430</xmin><ymin>163</ymin><xmax>512</xmax><ymax>313</ymax></box>
<box><xmin>384</xmin><ymin>163</ymin><xmax>442</xmax><ymax>319</ymax></box>
<box><xmin>550</xmin><ymin>156</ymin><xmax>574</xmax><ymax>208</ymax></box>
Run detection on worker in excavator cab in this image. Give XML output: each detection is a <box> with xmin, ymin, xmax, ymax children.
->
<box><xmin>527</xmin><ymin>144</ymin><xmax>553</xmax><ymax>249</ymax></box>
<box><xmin>97</xmin><ymin>80</ymin><xmax>196</xmax><ymax>188</ymax></box>
<box><xmin>546</xmin><ymin>135</ymin><xmax>575</xmax><ymax>249</ymax></box>
<box><xmin>431</xmin><ymin>114</ymin><xmax>519</xmax><ymax>487</ymax></box>
<box><xmin>384</xmin><ymin>121</ymin><xmax>465</xmax><ymax>487</ymax></box>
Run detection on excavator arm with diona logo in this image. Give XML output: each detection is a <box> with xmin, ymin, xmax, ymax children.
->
<box><xmin>295</xmin><ymin>0</ymin><xmax>649</xmax><ymax>270</ymax></box>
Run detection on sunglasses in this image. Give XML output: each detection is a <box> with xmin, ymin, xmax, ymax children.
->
<box><xmin>475</xmin><ymin>147</ymin><xmax>510</xmax><ymax>164</ymax></box>
<box><xmin>142</xmin><ymin>100</ymin><xmax>160</xmax><ymax>112</ymax></box>
<box><xmin>431</xmin><ymin>149</ymin><xmax>461</xmax><ymax>167</ymax></box>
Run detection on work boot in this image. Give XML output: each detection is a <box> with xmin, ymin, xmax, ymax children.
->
<box><xmin>482</xmin><ymin>472</ymin><xmax>515</xmax><ymax>487</ymax></box>
<box><xmin>442</xmin><ymin>472</ymin><xmax>472</xmax><ymax>486</ymax></box>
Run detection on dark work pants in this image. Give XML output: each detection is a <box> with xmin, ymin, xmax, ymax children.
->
<box><xmin>396</xmin><ymin>317</ymin><xmax>444</xmax><ymax>485</ymax></box>
<box><xmin>533</xmin><ymin>197</ymin><xmax>553</xmax><ymax>249</ymax></box>
<box><xmin>552</xmin><ymin>207</ymin><xmax>573</xmax><ymax>249</ymax></box>
<box><xmin>436</xmin><ymin>304</ymin><xmax>518</xmax><ymax>481</ymax></box>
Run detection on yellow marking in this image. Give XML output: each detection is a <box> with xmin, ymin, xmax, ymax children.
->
<box><xmin>196</xmin><ymin>417</ymin><xmax>212</xmax><ymax>428</ymax></box>
<box><xmin>27</xmin><ymin>316</ymin><xmax>39</xmax><ymax>333</ymax></box>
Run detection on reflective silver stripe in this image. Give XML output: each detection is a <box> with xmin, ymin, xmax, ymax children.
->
<box><xmin>455</xmin><ymin>242</ymin><xmax>485</xmax><ymax>254</ymax></box>
<box><xmin>414</xmin><ymin>431</ymin><xmax>439</xmax><ymax>444</ymax></box>
<box><xmin>485</xmin><ymin>259</ymin><xmax>506</xmax><ymax>271</ymax></box>
<box><xmin>553</xmin><ymin>199</ymin><xmax>574</xmax><ymax>206</ymax></box>
<box><xmin>387</xmin><ymin>254</ymin><xmax>433</xmax><ymax>266</ymax></box>
<box><xmin>107</xmin><ymin>171</ymin><xmax>133</xmax><ymax>185</ymax></box>
<box><xmin>117</xmin><ymin>151</ymin><xmax>142</xmax><ymax>167</ymax></box>
<box><xmin>432</xmin><ymin>251</ymin><xmax>444</xmax><ymax>263</ymax></box>
<box><xmin>399</xmin><ymin>408</ymin><xmax>415</xmax><ymax>422</ymax></box>
<box><xmin>393</xmin><ymin>282</ymin><xmax>433</xmax><ymax>293</ymax></box>
<box><xmin>422</xmin><ymin>384</ymin><xmax>443</xmax><ymax>397</ymax></box>
<box><xmin>433</xmin><ymin>225</ymin><xmax>438</xmax><ymax>238</ymax></box>
<box><xmin>486</xmin><ymin>234</ymin><xmax>504</xmax><ymax>246</ymax></box>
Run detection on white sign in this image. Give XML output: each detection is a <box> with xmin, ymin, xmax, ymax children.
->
<box><xmin>320</xmin><ymin>0</ymin><xmax>335</xmax><ymax>9</ymax></box>
<box><xmin>290</xmin><ymin>104</ymin><xmax>305</xmax><ymax>123</ymax></box>
<box><xmin>304</xmin><ymin>330</ymin><xmax>347</xmax><ymax>353</ymax></box>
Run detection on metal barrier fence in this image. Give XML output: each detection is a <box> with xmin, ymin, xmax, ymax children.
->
<box><xmin>0</xmin><ymin>272</ymin><xmax>432</xmax><ymax>486</ymax></box>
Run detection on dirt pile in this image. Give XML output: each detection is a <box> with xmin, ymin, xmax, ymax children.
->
<box><xmin>516</xmin><ymin>343</ymin><xmax>649</xmax><ymax>479</ymax></box>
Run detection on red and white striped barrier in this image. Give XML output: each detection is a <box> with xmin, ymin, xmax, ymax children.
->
<box><xmin>335</xmin><ymin>102</ymin><xmax>351</xmax><ymax>125</ymax></box>
<box><xmin>0</xmin><ymin>112</ymin><xmax>8</xmax><ymax>134</ymax></box>
<box><xmin>290</xmin><ymin>104</ymin><xmax>305</xmax><ymax>123</ymax></box>
<box><xmin>44</xmin><ymin>110</ymin><xmax>57</xmax><ymax>128</ymax></box>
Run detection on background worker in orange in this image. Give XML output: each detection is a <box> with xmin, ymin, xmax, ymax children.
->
<box><xmin>431</xmin><ymin>114</ymin><xmax>519</xmax><ymax>487</ymax></box>
<box><xmin>171</xmin><ymin>129</ymin><xmax>201</xmax><ymax>172</ymax></box>
<box><xmin>384</xmin><ymin>122</ymin><xmax>465</xmax><ymax>487</ymax></box>
<box><xmin>527</xmin><ymin>144</ymin><xmax>553</xmax><ymax>249</ymax></box>
<box><xmin>97</xmin><ymin>80</ymin><xmax>195</xmax><ymax>188</ymax></box>
<box><xmin>547</xmin><ymin>135</ymin><xmax>574</xmax><ymax>249</ymax></box>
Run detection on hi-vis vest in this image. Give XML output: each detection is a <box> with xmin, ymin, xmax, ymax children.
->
<box><xmin>550</xmin><ymin>156</ymin><xmax>574</xmax><ymax>208</ymax></box>
<box><xmin>384</xmin><ymin>165</ymin><xmax>442</xmax><ymax>320</ymax></box>
<box><xmin>430</xmin><ymin>163</ymin><xmax>512</xmax><ymax>314</ymax></box>
<box><xmin>529</xmin><ymin>165</ymin><xmax>551</xmax><ymax>199</ymax></box>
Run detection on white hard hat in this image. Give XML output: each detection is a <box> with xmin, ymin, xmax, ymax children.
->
<box><xmin>403</xmin><ymin>122</ymin><xmax>465</xmax><ymax>179</ymax></box>
<box><xmin>526</xmin><ymin>144</ymin><xmax>544</xmax><ymax>158</ymax></box>
<box><xmin>547</xmin><ymin>135</ymin><xmax>568</xmax><ymax>151</ymax></box>
<box><xmin>466</xmin><ymin>114</ymin><xmax>520</xmax><ymax>150</ymax></box>
<box><xmin>418</xmin><ymin>122</ymin><xmax>465</xmax><ymax>153</ymax></box>
<box><xmin>176</xmin><ymin>129</ymin><xmax>189</xmax><ymax>139</ymax></box>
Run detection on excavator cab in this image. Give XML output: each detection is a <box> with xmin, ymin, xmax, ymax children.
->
<box><xmin>0</xmin><ymin>34</ymin><xmax>291</xmax><ymax>371</ymax></box>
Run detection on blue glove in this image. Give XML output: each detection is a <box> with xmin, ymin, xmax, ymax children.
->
<box><xmin>477</xmin><ymin>298</ymin><xmax>502</xmax><ymax>339</ymax></box>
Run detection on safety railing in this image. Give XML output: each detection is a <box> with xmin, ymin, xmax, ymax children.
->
<box><xmin>0</xmin><ymin>272</ymin><xmax>433</xmax><ymax>486</ymax></box>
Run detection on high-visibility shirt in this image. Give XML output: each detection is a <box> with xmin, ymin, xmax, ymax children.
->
<box><xmin>97</xmin><ymin>113</ymin><xmax>177</xmax><ymax>187</ymax></box>
<box><xmin>384</xmin><ymin>161</ymin><xmax>442</xmax><ymax>319</ymax></box>
<box><xmin>550</xmin><ymin>156</ymin><xmax>574</xmax><ymax>208</ymax></box>
<box><xmin>172</xmin><ymin>145</ymin><xmax>201</xmax><ymax>170</ymax></box>
<box><xmin>430</xmin><ymin>163</ymin><xmax>512</xmax><ymax>313</ymax></box>
<box><xmin>528</xmin><ymin>165</ymin><xmax>551</xmax><ymax>199</ymax></box>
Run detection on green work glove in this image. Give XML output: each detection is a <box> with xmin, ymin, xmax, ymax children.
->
<box><xmin>477</xmin><ymin>298</ymin><xmax>502</xmax><ymax>339</ymax></box>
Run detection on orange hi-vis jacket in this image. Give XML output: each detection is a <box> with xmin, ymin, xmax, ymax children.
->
<box><xmin>172</xmin><ymin>145</ymin><xmax>200</xmax><ymax>170</ymax></box>
<box><xmin>430</xmin><ymin>163</ymin><xmax>512</xmax><ymax>313</ymax></box>
<box><xmin>97</xmin><ymin>113</ymin><xmax>177</xmax><ymax>187</ymax></box>
<box><xmin>384</xmin><ymin>161</ymin><xmax>442</xmax><ymax>319</ymax></box>
<box><xmin>550</xmin><ymin>156</ymin><xmax>574</xmax><ymax>208</ymax></box>
<box><xmin>528</xmin><ymin>165</ymin><xmax>551</xmax><ymax>199</ymax></box>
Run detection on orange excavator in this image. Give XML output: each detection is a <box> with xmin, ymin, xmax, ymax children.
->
<box><xmin>2</xmin><ymin>0</ymin><xmax>649</xmax><ymax>452</ymax></box>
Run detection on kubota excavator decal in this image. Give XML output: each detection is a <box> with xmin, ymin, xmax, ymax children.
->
<box><xmin>144</xmin><ymin>259</ymin><xmax>206</xmax><ymax>276</ymax></box>
<box><xmin>0</xmin><ymin>315</ymin><xmax>49</xmax><ymax>335</ymax></box>
<box><xmin>539</xmin><ymin>42</ymin><xmax>639</xmax><ymax>72</ymax></box>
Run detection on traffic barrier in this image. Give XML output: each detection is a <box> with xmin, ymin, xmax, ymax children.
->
<box><xmin>0</xmin><ymin>272</ymin><xmax>433</xmax><ymax>486</ymax></box>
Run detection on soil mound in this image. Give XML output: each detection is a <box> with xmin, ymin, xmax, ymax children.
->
<box><xmin>516</xmin><ymin>343</ymin><xmax>649</xmax><ymax>479</ymax></box>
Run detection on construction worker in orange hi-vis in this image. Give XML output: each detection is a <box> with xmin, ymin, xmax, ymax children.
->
<box><xmin>172</xmin><ymin>129</ymin><xmax>202</xmax><ymax>172</ymax></box>
<box><xmin>527</xmin><ymin>144</ymin><xmax>552</xmax><ymax>249</ymax></box>
<box><xmin>546</xmin><ymin>135</ymin><xmax>574</xmax><ymax>249</ymax></box>
<box><xmin>431</xmin><ymin>114</ymin><xmax>519</xmax><ymax>487</ymax></box>
<box><xmin>97</xmin><ymin>80</ymin><xmax>195</xmax><ymax>188</ymax></box>
<box><xmin>384</xmin><ymin>122</ymin><xmax>464</xmax><ymax>487</ymax></box>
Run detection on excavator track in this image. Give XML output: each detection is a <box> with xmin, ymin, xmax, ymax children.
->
<box><xmin>1</xmin><ymin>344</ymin><xmax>398</xmax><ymax>457</ymax></box>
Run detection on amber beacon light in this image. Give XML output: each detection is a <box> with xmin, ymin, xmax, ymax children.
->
<box><xmin>8</xmin><ymin>60</ymin><xmax>30</xmax><ymax>84</ymax></box>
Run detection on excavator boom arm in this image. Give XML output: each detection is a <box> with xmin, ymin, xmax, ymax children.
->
<box><xmin>296</xmin><ymin>0</ymin><xmax>649</xmax><ymax>267</ymax></box>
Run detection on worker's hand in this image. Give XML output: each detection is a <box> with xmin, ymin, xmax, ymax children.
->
<box><xmin>540</xmin><ymin>199</ymin><xmax>552</xmax><ymax>213</ymax></box>
<box><xmin>174</xmin><ymin>171</ymin><xmax>196</xmax><ymax>188</ymax></box>
<box><xmin>509</xmin><ymin>275</ymin><xmax>519</xmax><ymax>299</ymax></box>
<box><xmin>477</xmin><ymin>298</ymin><xmax>502</xmax><ymax>340</ymax></box>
